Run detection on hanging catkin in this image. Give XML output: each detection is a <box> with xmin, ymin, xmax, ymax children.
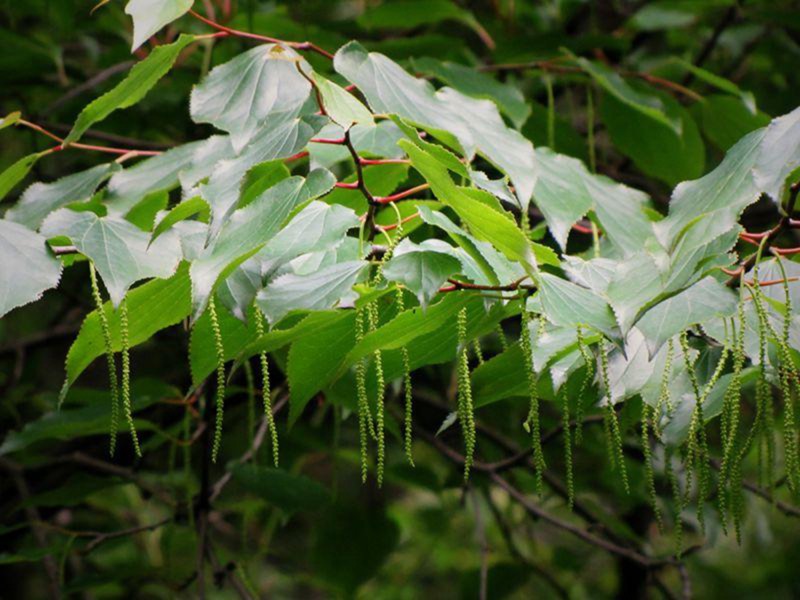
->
<box><xmin>719</xmin><ymin>302</ymin><xmax>746</xmax><ymax>512</ymax></box>
<box><xmin>750</xmin><ymin>286</ymin><xmax>776</xmax><ymax>491</ymax></box>
<box><xmin>561</xmin><ymin>386</ymin><xmax>574</xmax><ymax>509</ymax></box>
<box><xmin>89</xmin><ymin>263</ymin><xmax>120</xmax><ymax>456</ymax></box>
<box><xmin>574</xmin><ymin>324</ymin><xmax>594</xmax><ymax>445</ymax></box>
<box><xmin>599</xmin><ymin>341</ymin><xmax>629</xmax><ymax>494</ymax></box>
<box><xmin>665</xmin><ymin>446</ymin><xmax>685</xmax><ymax>556</ymax></box>
<box><xmin>641</xmin><ymin>402</ymin><xmax>663</xmax><ymax>531</ymax></box>
<box><xmin>254</xmin><ymin>308</ymin><xmax>278</xmax><ymax>466</ymax></box>
<box><xmin>519</xmin><ymin>307</ymin><xmax>545</xmax><ymax>494</ymax></box>
<box><xmin>395</xmin><ymin>288</ymin><xmax>415</xmax><ymax>466</ymax></box>
<box><xmin>355</xmin><ymin>306</ymin><xmax>374</xmax><ymax>482</ymax></box>
<box><xmin>654</xmin><ymin>339</ymin><xmax>675</xmax><ymax>431</ymax></box>
<box><xmin>366</xmin><ymin>299</ymin><xmax>386</xmax><ymax>486</ymax></box>
<box><xmin>774</xmin><ymin>255</ymin><xmax>800</xmax><ymax>492</ymax></box>
<box><xmin>119</xmin><ymin>298</ymin><xmax>141</xmax><ymax>457</ymax></box>
<box><xmin>457</xmin><ymin>306</ymin><xmax>476</xmax><ymax>480</ymax></box>
<box><xmin>208</xmin><ymin>297</ymin><xmax>226</xmax><ymax>463</ymax></box>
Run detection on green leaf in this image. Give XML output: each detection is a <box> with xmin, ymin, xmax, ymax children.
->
<box><xmin>0</xmin><ymin>220</ymin><xmax>62</xmax><ymax>319</ymax></box>
<box><xmin>402</xmin><ymin>140</ymin><xmax>537</xmax><ymax>272</ymax></box>
<box><xmin>437</xmin><ymin>88</ymin><xmax>537</xmax><ymax>206</ymax></box>
<box><xmin>41</xmin><ymin>210</ymin><xmax>182</xmax><ymax>306</ymax></box>
<box><xmin>335</xmin><ymin>42</ymin><xmax>536</xmax><ymax>203</ymax></box>
<box><xmin>413</xmin><ymin>57</ymin><xmax>530</xmax><ymax>128</ymax></box>
<box><xmin>201</xmin><ymin>112</ymin><xmax>326</xmax><ymax>234</ymax></box>
<box><xmin>190</xmin><ymin>301</ymin><xmax>258</xmax><ymax>385</ymax></box>
<box><xmin>255</xmin><ymin>199</ymin><xmax>360</xmax><ymax>278</ymax></box>
<box><xmin>343</xmin><ymin>292</ymin><xmax>470</xmax><ymax>369</ymax></box>
<box><xmin>256</xmin><ymin>261</ymin><xmax>369</xmax><ymax>325</ymax></box>
<box><xmin>655</xmin><ymin>128</ymin><xmax>766</xmax><ymax>249</ymax></box>
<box><xmin>151</xmin><ymin>196</ymin><xmax>209</xmax><ymax>242</ymax></box>
<box><xmin>382</xmin><ymin>239</ymin><xmax>461</xmax><ymax>307</ymax></box>
<box><xmin>601</xmin><ymin>88</ymin><xmax>704</xmax><ymax>186</ymax></box>
<box><xmin>178</xmin><ymin>135</ymin><xmax>237</xmax><ymax>192</ymax></box>
<box><xmin>239</xmin><ymin>310</ymin><xmax>352</xmax><ymax>365</ymax></box>
<box><xmin>471</xmin><ymin>344</ymin><xmax>528</xmax><ymax>407</ymax></box>
<box><xmin>0</xmin><ymin>111</ymin><xmax>20</xmax><ymax>130</ymax></box>
<box><xmin>697</xmin><ymin>94</ymin><xmax>770</xmax><ymax>152</ymax></box>
<box><xmin>190</xmin><ymin>169</ymin><xmax>337</xmax><ymax>319</ymax></box>
<box><xmin>416</xmin><ymin>204</ymin><xmax>500</xmax><ymax>286</ymax></box>
<box><xmin>334</xmin><ymin>41</ymin><xmax>469</xmax><ymax>153</ymax></box>
<box><xmin>231</xmin><ymin>464</ymin><xmax>331</xmax><ymax>512</ymax></box>
<box><xmin>359</xmin><ymin>0</ymin><xmax>478</xmax><ymax>30</ymax></box>
<box><xmin>287</xmin><ymin>310</ymin><xmax>357</xmax><ymax>422</ymax></box>
<box><xmin>190</xmin><ymin>44</ymin><xmax>311</xmax><ymax>152</ymax></box>
<box><xmin>66</xmin><ymin>34</ymin><xmax>196</xmax><ymax>143</ymax></box>
<box><xmin>209</xmin><ymin>195</ymin><xmax>357</xmax><ymax>322</ymax></box>
<box><xmin>577</xmin><ymin>57</ymin><xmax>680</xmax><ymax>133</ymax></box>
<box><xmin>754</xmin><ymin>105</ymin><xmax>800</xmax><ymax>202</ymax></box>
<box><xmin>672</xmin><ymin>58</ymin><xmax>755</xmax><ymax>111</ymax></box>
<box><xmin>635</xmin><ymin>277</ymin><xmax>738</xmax><ymax>356</ymax></box>
<box><xmin>125</xmin><ymin>0</ymin><xmax>193</xmax><ymax>52</ymax></box>
<box><xmin>0</xmin><ymin>152</ymin><xmax>43</xmax><ymax>202</ymax></box>
<box><xmin>312</xmin><ymin>72</ymin><xmax>374</xmax><ymax>129</ymax></box>
<box><xmin>105</xmin><ymin>139</ymin><xmax>208</xmax><ymax>216</ymax></box>
<box><xmin>534</xmin><ymin>273</ymin><xmax>619</xmax><ymax>340</ymax></box>
<box><xmin>0</xmin><ymin>380</ymin><xmax>172</xmax><ymax>455</ymax></box>
<box><xmin>6</xmin><ymin>162</ymin><xmax>120</xmax><ymax>230</ymax></box>
<box><xmin>63</xmin><ymin>265</ymin><xmax>190</xmax><ymax>390</ymax></box>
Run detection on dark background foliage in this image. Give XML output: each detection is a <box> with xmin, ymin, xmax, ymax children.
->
<box><xmin>2</xmin><ymin>1</ymin><xmax>800</xmax><ymax>598</ymax></box>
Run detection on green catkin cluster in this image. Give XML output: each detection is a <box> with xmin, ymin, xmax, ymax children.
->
<box><xmin>119</xmin><ymin>299</ymin><xmax>141</xmax><ymax>457</ymax></box>
<box><xmin>750</xmin><ymin>286</ymin><xmax>776</xmax><ymax>491</ymax></box>
<box><xmin>574</xmin><ymin>325</ymin><xmax>594</xmax><ymax>445</ymax></box>
<box><xmin>678</xmin><ymin>331</ymin><xmax>713</xmax><ymax>535</ymax></box>
<box><xmin>254</xmin><ymin>309</ymin><xmax>278</xmax><ymax>466</ymax></box>
<box><xmin>665</xmin><ymin>446</ymin><xmax>685</xmax><ymax>556</ymax></box>
<box><xmin>599</xmin><ymin>341</ymin><xmax>629</xmax><ymax>494</ymax></box>
<box><xmin>456</xmin><ymin>306</ymin><xmax>476</xmax><ymax>480</ymax></box>
<box><xmin>561</xmin><ymin>386</ymin><xmax>574</xmax><ymax>509</ymax></box>
<box><xmin>354</xmin><ymin>306</ymin><xmax>374</xmax><ymax>483</ymax></box>
<box><xmin>641</xmin><ymin>403</ymin><xmax>663</xmax><ymax>531</ymax></box>
<box><xmin>208</xmin><ymin>297</ymin><xmax>226</xmax><ymax>463</ymax></box>
<box><xmin>719</xmin><ymin>304</ymin><xmax>746</xmax><ymax>530</ymax></box>
<box><xmin>244</xmin><ymin>361</ymin><xmax>256</xmax><ymax>447</ymax></box>
<box><xmin>89</xmin><ymin>263</ymin><xmax>120</xmax><ymax>456</ymax></box>
<box><xmin>366</xmin><ymin>299</ymin><xmax>387</xmax><ymax>486</ymax></box>
<box><xmin>395</xmin><ymin>288</ymin><xmax>415</xmax><ymax>466</ymax></box>
<box><xmin>654</xmin><ymin>339</ymin><xmax>675</xmax><ymax>428</ymax></box>
<box><xmin>519</xmin><ymin>307</ymin><xmax>545</xmax><ymax>494</ymax></box>
<box><xmin>495</xmin><ymin>323</ymin><xmax>509</xmax><ymax>352</ymax></box>
<box><xmin>774</xmin><ymin>256</ymin><xmax>800</xmax><ymax>492</ymax></box>
<box><xmin>472</xmin><ymin>339</ymin><xmax>485</xmax><ymax>365</ymax></box>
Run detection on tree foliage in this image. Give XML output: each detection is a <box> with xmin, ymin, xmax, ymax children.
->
<box><xmin>1</xmin><ymin>1</ymin><xmax>800</xmax><ymax>598</ymax></box>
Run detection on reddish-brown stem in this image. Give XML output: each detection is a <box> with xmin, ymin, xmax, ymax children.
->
<box><xmin>17</xmin><ymin>119</ymin><xmax>162</xmax><ymax>157</ymax></box>
<box><xmin>377</xmin><ymin>212</ymin><xmax>420</xmax><ymax>232</ymax></box>
<box><xmin>335</xmin><ymin>181</ymin><xmax>360</xmax><ymax>190</ymax></box>
<box><xmin>482</xmin><ymin>59</ymin><xmax>701</xmax><ymax>101</ymax></box>
<box><xmin>374</xmin><ymin>183</ymin><xmax>430</xmax><ymax>205</ymax></box>
<box><xmin>359</xmin><ymin>157</ymin><xmax>411</xmax><ymax>166</ymax></box>
<box><xmin>310</xmin><ymin>137</ymin><xmax>346</xmax><ymax>145</ymax></box>
<box><xmin>572</xmin><ymin>222</ymin><xmax>593</xmax><ymax>234</ymax></box>
<box><xmin>444</xmin><ymin>276</ymin><xmax>533</xmax><ymax>292</ymax></box>
<box><xmin>745</xmin><ymin>276</ymin><xmax>799</xmax><ymax>287</ymax></box>
<box><xmin>771</xmin><ymin>246</ymin><xmax>800</xmax><ymax>256</ymax></box>
<box><xmin>285</xmin><ymin>150</ymin><xmax>309</xmax><ymax>162</ymax></box>
<box><xmin>188</xmin><ymin>9</ymin><xmax>334</xmax><ymax>59</ymax></box>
